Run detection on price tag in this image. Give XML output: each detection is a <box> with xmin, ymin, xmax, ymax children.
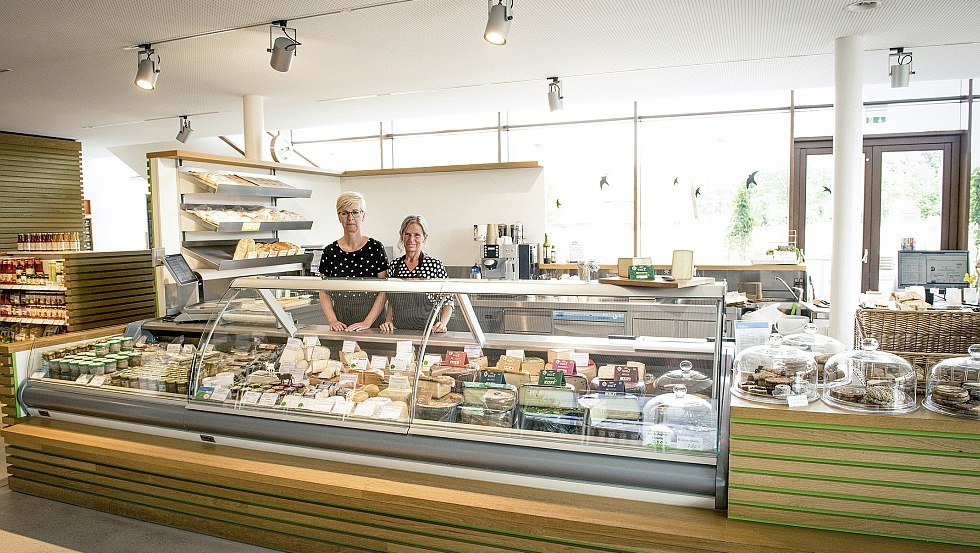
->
<box><xmin>396</xmin><ymin>340</ymin><xmax>413</xmax><ymax>355</ymax></box>
<box><xmin>31</xmin><ymin>370</ymin><xmax>48</xmax><ymax>379</ymax></box>
<box><xmin>613</xmin><ymin>365</ymin><xmax>639</xmax><ymax>382</ymax></box>
<box><xmin>279</xmin><ymin>359</ymin><xmax>297</xmax><ymax>373</ymax></box>
<box><xmin>166</xmin><ymin>343</ymin><xmax>181</xmax><ymax>353</ymax></box>
<box><xmin>282</xmin><ymin>395</ymin><xmax>306</xmax><ymax>410</ymax></box>
<box><xmin>209</xmin><ymin>388</ymin><xmax>231</xmax><ymax>403</ymax></box>
<box><xmin>370</xmin><ymin>355</ymin><xmax>388</xmax><ymax>370</ymax></box>
<box><xmin>786</xmin><ymin>394</ymin><xmax>810</xmax><ymax>408</ymax></box>
<box><xmin>205</xmin><ymin>343</ymin><xmax>215</xmax><ymax>352</ymax></box>
<box><xmin>74</xmin><ymin>374</ymin><xmax>93</xmax><ymax>385</ymax></box>
<box><xmin>258</xmin><ymin>392</ymin><xmax>280</xmax><ymax>407</ymax></box>
<box><xmin>552</xmin><ymin>358</ymin><xmax>576</xmax><ymax>376</ymax></box>
<box><xmin>597</xmin><ymin>380</ymin><xmax>626</xmax><ymax>394</ymax></box>
<box><xmin>570</xmin><ymin>352</ymin><xmax>590</xmax><ymax>367</ymax></box>
<box><xmin>332</xmin><ymin>400</ymin><xmax>354</xmax><ymax>415</ymax></box>
<box><xmin>310</xmin><ymin>398</ymin><xmax>334</xmax><ymax>412</ymax></box>
<box><xmin>342</xmin><ymin>340</ymin><xmax>357</xmax><ymax>353</ymax></box>
<box><xmin>445</xmin><ymin>350</ymin><xmax>468</xmax><ymax>367</ymax></box>
<box><xmin>422</xmin><ymin>354</ymin><xmax>442</xmax><ymax>368</ymax></box>
<box><xmin>481</xmin><ymin>371</ymin><xmax>506</xmax><ymax>384</ymax></box>
<box><xmin>195</xmin><ymin>386</ymin><xmax>215</xmax><ymax>400</ymax></box>
<box><xmin>348</xmin><ymin>358</ymin><xmax>365</xmax><ymax>371</ymax></box>
<box><xmin>87</xmin><ymin>375</ymin><xmax>107</xmax><ymax>387</ymax></box>
<box><xmin>240</xmin><ymin>391</ymin><xmax>262</xmax><ymax>406</ymax></box>
<box><xmin>302</xmin><ymin>335</ymin><xmax>320</xmax><ymax>347</ymax></box>
<box><xmin>463</xmin><ymin>344</ymin><xmax>483</xmax><ymax>358</ymax></box>
<box><xmin>538</xmin><ymin>369</ymin><xmax>566</xmax><ymax>387</ymax></box>
<box><xmin>505</xmin><ymin>349</ymin><xmax>525</xmax><ymax>359</ymax></box>
<box><xmin>339</xmin><ymin>373</ymin><xmax>359</xmax><ymax>388</ymax></box>
<box><xmin>390</xmin><ymin>357</ymin><xmax>409</xmax><ymax>371</ymax></box>
<box><xmin>498</xmin><ymin>355</ymin><xmax>523</xmax><ymax>372</ymax></box>
<box><xmin>241</xmin><ymin>222</ymin><xmax>261</xmax><ymax>232</ymax></box>
<box><xmin>675</xmin><ymin>436</ymin><xmax>703</xmax><ymax>451</ymax></box>
<box><xmin>388</xmin><ymin>375</ymin><xmax>411</xmax><ymax>390</ymax></box>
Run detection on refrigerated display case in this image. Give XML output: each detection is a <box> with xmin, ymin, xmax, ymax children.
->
<box><xmin>18</xmin><ymin>276</ymin><xmax>732</xmax><ymax>508</ymax></box>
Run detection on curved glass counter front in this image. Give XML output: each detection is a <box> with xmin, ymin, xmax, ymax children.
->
<box><xmin>23</xmin><ymin>276</ymin><xmax>731</xmax><ymax>508</ymax></box>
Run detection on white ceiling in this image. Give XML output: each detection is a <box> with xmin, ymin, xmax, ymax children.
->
<box><xmin>1</xmin><ymin>0</ymin><xmax>979</xmax><ymax>150</ymax></box>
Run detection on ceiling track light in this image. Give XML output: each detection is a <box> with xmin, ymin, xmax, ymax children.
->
<box><xmin>547</xmin><ymin>77</ymin><xmax>563</xmax><ymax>112</ymax></box>
<box><xmin>484</xmin><ymin>0</ymin><xmax>514</xmax><ymax>45</ymax></box>
<box><xmin>134</xmin><ymin>44</ymin><xmax>160</xmax><ymax>90</ymax></box>
<box><xmin>175</xmin><ymin>115</ymin><xmax>193</xmax><ymax>143</ymax></box>
<box><xmin>889</xmin><ymin>47</ymin><xmax>914</xmax><ymax>88</ymax></box>
<box><xmin>268</xmin><ymin>21</ymin><xmax>300</xmax><ymax>72</ymax></box>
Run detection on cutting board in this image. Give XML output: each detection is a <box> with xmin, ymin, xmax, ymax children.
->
<box><xmin>598</xmin><ymin>276</ymin><xmax>715</xmax><ymax>288</ymax></box>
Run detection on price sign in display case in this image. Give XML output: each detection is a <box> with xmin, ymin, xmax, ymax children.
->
<box><xmin>20</xmin><ymin>276</ymin><xmax>733</xmax><ymax>509</ymax></box>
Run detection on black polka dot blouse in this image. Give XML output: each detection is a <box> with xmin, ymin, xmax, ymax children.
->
<box><xmin>388</xmin><ymin>252</ymin><xmax>453</xmax><ymax>308</ymax></box>
<box><xmin>318</xmin><ymin>237</ymin><xmax>388</xmax><ymax>278</ymax></box>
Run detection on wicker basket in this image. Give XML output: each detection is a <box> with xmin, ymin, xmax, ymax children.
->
<box><xmin>854</xmin><ymin>308</ymin><xmax>980</xmax><ymax>382</ymax></box>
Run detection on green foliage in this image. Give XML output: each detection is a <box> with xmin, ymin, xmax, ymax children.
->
<box><xmin>917</xmin><ymin>192</ymin><xmax>940</xmax><ymax>219</ymax></box>
<box><xmin>726</xmin><ymin>185</ymin><xmax>755</xmax><ymax>257</ymax></box>
<box><xmin>971</xmin><ymin>167</ymin><xmax>980</xmax><ymax>250</ymax></box>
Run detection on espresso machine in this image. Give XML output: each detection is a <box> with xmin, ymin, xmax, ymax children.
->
<box><xmin>482</xmin><ymin>243</ymin><xmax>519</xmax><ymax>280</ymax></box>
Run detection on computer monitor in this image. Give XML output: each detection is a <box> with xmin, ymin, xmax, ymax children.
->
<box><xmin>896</xmin><ymin>250</ymin><xmax>970</xmax><ymax>289</ymax></box>
<box><xmin>162</xmin><ymin>253</ymin><xmax>198</xmax><ymax>286</ymax></box>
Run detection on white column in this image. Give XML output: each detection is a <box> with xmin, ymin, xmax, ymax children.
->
<box><xmin>243</xmin><ymin>95</ymin><xmax>267</xmax><ymax>161</ymax></box>
<box><xmin>829</xmin><ymin>35</ymin><xmax>865</xmax><ymax>346</ymax></box>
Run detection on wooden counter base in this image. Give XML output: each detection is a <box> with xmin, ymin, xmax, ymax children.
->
<box><xmin>729</xmin><ymin>397</ymin><xmax>980</xmax><ymax>548</ymax></box>
<box><xmin>4</xmin><ymin>419</ymin><xmax>975</xmax><ymax>553</ymax></box>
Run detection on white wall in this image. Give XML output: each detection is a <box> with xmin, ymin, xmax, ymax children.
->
<box><xmin>82</xmin><ymin>149</ymin><xmax>150</xmax><ymax>251</ymax></box>
<box><xmin>342</xmin><ymin>168</ymin><xmax>546</xmax><ymax>266</ymax></box>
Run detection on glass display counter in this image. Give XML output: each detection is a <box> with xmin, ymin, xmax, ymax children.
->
<box><xmin>20</xmin><ymin>276</ymin><xmax>732</xmax><ymax>508</ymax></box>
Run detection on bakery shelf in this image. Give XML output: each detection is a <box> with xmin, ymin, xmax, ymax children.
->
<box><xmin>0</xmin><ymin>283</ymin><xmax>66</xmax><ymax>291</ymax></box>
<box><xmin>183</xmin><ymin>245</ymin><xmax>311</xmax><ymax>271</ymax></box>
<box><xmin>180</xmin><ymin>209</ymin><xmax>313</xmax><ymax>233</ymax></box>
<box><xmin>180</xmin><ymin>169</ymin><xmax>312</xmax><ymax>198</ymax></box>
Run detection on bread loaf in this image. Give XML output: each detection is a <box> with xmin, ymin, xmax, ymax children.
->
<box><xmin>233</xmin><ymin>238</ymin><xmax>256</xmax><ymax>260</ymax></box>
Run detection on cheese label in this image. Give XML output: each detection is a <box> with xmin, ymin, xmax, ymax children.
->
<box><xmin>388</xmin><ymin>375</ymin><xmax>411</xmax><ymax>390</ymax></box>
<box><xmin>258</xmin><ymin>392</ymin><xmax>280</xmax><ymax>407</ymax></box>
<box><xmin>552</xmin><ymin>359</ymin><xmax>576</xmax><ymax>375</ymax></box>
<box><xmin>282</xmin><ymin>395</ymin><xmax>305</xmax><ymax>410</ymax></box>
<box><xmin>240</xmin><ymin>391</ymin><xmax>262</xmax><ymax>406</ymax></box>
<box><xmin>445</xmin><ymin>350</ymin><xmax>468</xmax><ymax>367</ymax></box>
<box><xmin>310</xmin><ymin>398</ymin><xmax>333</xmax><ymax>412</ymax></box>
<box><xmin>505</xmin><ymin>349</ymin><xmax>525</xmax><ymax>359</ymax></box>
<box><xmin>396</xmin><ymin>340</ymin><xmax>413</xmax><ymax>354</ymax></box>
<box><xmin>498</xmin><ymin>355</ymin><xmax>523</xmax><ymax>372</ymax></box>
<box><xmin>348</xmin><ymin>358</ymin><xmax>365</xmax><ymax>371</ymax></box>
<box><xmin>74</xmin><ymin>374</ymin><xmax>93</xmax><ymax>385</ymax></box>
<box><xmin>613</xmin><ymin>365</ymin><xmax>639</xmax><ymax>382</ymax></box>
<box><xmin>570</xmin><ymin>352</ymin><xmax>590</xmax><ymax>367</ymax></box>
<box><xmin>538</xmin><ymin>369</ymin><xmax>566</xmax><ymax>387</ymax></box>
<box><xmin>463</xmin><ymin>345</ymin><xmax>483</xmax><ymax>358</ymax></box>
<box><xmin>241</xmin><ymin>222</ymin><xmax>261</xmax><ymax>232</ymax></box>
<box><xmin>786</xmin><ymin>394</ymin><xmax>809</xmax><ymax>408</ymax></box>
<box><xmin>339</xmin><ymin>373</ymin><xmax>359</xmax><ymax>388</ymax></box>
<box><xmin>422</xmin><ymin>354</ymin><xmax>442</xmax><ymax>367</ymax></box>
<box><xmin>193</xmin><ymin>385</ymin><xmax>215</xmax><ymax>400</ymax></box>
<box><xmin>370</xmin><ymin>355</ymin><xmax>388</xmax><ymax>370</ymax></box>
<box><xmin>31</xmin><ymin>370</ymin><xmax>48</xmax><ymax>379</ymax></box>
<box><xmin>166</xmin><ymin>343</ymin><xmax>181</xmax><ymax>353</ymax></box>
<box><xmin>87</xmin><ymin>375</ymin><xmax>107</xmax><ymax>387</ymax></box>
<box><xmin>390</xmin><ymin>357</ymin><xmax>409</xmax><ymax>372</ymax></box>
<box><xmin>342</xmin><ymin>340</ymin><xmax>357</xmax><ymax>353</ymax></box>
<box><xmin>480</xmin><ymin>371</ymin><xmax>506</xmax><ymax>384</ymax></box>
<box><xmin>302</xmin><ymin>335</ymin><xmax>320</xmax><ymax>347</ymax></box>
<box><xmin>597</xmin><ymin>380</ymin><xmax>626</xmax><ymax>394</ymax></box>
<box><xmin>209</xmin><ymin>388</ymin><xmax>231</xmax><ymax>403</ymax></box>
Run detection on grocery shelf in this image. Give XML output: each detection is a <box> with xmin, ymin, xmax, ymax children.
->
<box><xmin>0</xmin><ymin>316</ymin><xmax>67</xmax><ymax>325</ymax></box>
<box><xmin>180</xmin><ymin>170</ymin><xmax>312</xmax><ymax>198</ymax></box>
<box><xmin>182</xmin><ymin>245</ymin><xmax>311</xmax><ymax>271</ymax></box>
<box><xmin>180</xmin><ymin>209</ymin><xmax>313</xmax><ymax>233</ymax></box>
<box><xmin>0</xmin><ymin>283</ymin><xmax>66</xmax><ymax>291</ymax></box>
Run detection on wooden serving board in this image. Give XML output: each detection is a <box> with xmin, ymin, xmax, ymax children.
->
<box><xmin>598</xmin><ymin>276</ymin><xmax>715</xmax><ymax>288</ymax></box>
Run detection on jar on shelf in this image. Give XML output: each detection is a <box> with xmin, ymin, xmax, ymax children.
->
<box><xmin>822</xmin><ymin>338</ymin><xmax>917</xmax><ymax>414</ymax></box>
<box><xmin>731</xmin><ymin>335</ymin><xmax>819</xmax><ymax>404</ymax></box>
<box><xmin>922</xmin><ymin>344</ymin><xmax>980</xmax><ymax>419</ymax></box>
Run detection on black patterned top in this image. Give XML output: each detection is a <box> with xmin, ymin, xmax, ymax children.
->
<box><xmin>386</xmin><ymin>252</ymin><xmax>453</xmax><ymax>329</ymax></box>
<box><xmin>388</xmin><ymin>252</ymin><xmax>448</xmax><ymax>280</ymax></box>
<box><xmin>318</xmin><ymin>237</ymin><xmax>388</xmax><ymax>278</ymax></box>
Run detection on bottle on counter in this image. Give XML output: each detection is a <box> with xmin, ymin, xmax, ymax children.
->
<box><xmin>542</xmin><ymin>233</ymin><xmax>551</xmax><ymax>264</ymax></box>
<box><xmin>470</xmin><ymin>263</ymin><xmax>482</xmax><ymax>279</ymax></box>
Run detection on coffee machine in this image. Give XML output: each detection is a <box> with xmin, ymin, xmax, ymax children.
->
<box><xmin>482</xmin><ymin>243</ymin><xmax>518</xmax><ymax>280</ymax></box>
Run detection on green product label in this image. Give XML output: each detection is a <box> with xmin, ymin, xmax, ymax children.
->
<box><xmin>538</xmin><ymin>369</ymin><xmax>566</xmax><ymax>387</ymax></box>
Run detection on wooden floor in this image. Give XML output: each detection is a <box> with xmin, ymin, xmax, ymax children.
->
<box><xmin>2</xmin><ymin>418</ymin><xmax>976</xmax><ymax>553</ymax></box>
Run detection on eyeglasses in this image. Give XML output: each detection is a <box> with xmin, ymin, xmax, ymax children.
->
<box><xmin>338</xmin><ymin>209</ymin><xmax>363</xmax><ymax>218</ymax></box>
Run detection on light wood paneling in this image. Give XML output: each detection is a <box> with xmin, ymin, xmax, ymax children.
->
<box><xmin>62</xmin><ymin>250</ymin><xmax>156</xmax><ymax>331</ymax></box>
<box><xmin>4</xmin><ymin>419</ymin><xmax>976</xmax><ymax>553</ymax></box>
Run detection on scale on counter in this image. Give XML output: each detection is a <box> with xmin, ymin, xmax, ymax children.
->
<box><xmin>161</xmin><ymin>253</ymin><xmax>211</xmax><ymax>321</ymax></box>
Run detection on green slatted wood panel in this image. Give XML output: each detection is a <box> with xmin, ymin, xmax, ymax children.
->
<box><xmin>0</xmin><ymin>132</ymin><xmax>84</xmax><ymax>253</ymax></box>
<box><xmin>63</xmin><ymin>250</ymin><xmax>157</xmax><ymax>331</ymax></box>
<box><xmin>728</xmin><ymin>397</ymin><xmax>980</xmax><ymax>548</ymax></box>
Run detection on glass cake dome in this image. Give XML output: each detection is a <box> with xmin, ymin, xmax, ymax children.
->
<box><xmin>731</xmin><ymin>335</ymin><xmax>819</xmax><ymax>404</ymax></box>
<box><xmin>654</xmin><ymin>360</ymin><xmax>713</xmax><ymax>396</ymax></box>
<box><xmin>922</xmin><ymin>344</ymin><xmax>980</xmax><ymax>419</ymax></box>
<box><xmin>822</xmin><ymin>338</ymin><xmax>917</xmax><ymax>413</ymax></box>
<box><xmin>781</xmin><ymin>323</ymin><xmax>847</xmax><ymax>385</ymax></box>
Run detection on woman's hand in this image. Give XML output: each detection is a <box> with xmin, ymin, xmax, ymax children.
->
<box><xmin>329</xmin><ymin>320</ymin><xmax>347</xmax><ymax>332</ymax></box>
<box><xmin>379</xmin><ymin>321</ymin><xmax>395</xmax><ymax>333</ymax></box>
<box><xmin>346</xmin><ymin>320</ymin><xmax>371</xmax><ymax>331</ymax></box>
<box><xmin>431</xmin><ymin>320</ymin><xmax>448</xmax><ymax>333</ymax></box>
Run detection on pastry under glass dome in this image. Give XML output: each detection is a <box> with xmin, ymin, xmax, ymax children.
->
<box><xmin>822</xmin><ymin>338</ymin><xmax>917</xmax><ymax>414</ymax></box>
<box><xmin>922</xmin><ymin>344</ymin><xmax>980</xmax><ymax>419</ymax></box>
<box><xmin>731</xmin><ymin>335</ymin><xmax>819</xmax><ymax>404</ymax></box>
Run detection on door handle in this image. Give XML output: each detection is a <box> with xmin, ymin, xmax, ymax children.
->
<box><xmin>862</xmin><ymin>249</ymin><xmax>869</xmax><ymax>263</ymax></box>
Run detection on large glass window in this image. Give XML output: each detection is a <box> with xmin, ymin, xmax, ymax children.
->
<box><xmin>637</xmin><ymin>111</ymin><xmax>790</xmax><ymax>264</ymax></box>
